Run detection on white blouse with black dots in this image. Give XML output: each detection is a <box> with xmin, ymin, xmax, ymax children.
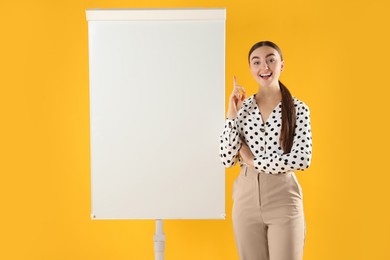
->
<box><xmin>219</xmin><ymin>94</ymin><xmax>312</xmax><ymax>174</ymax></box>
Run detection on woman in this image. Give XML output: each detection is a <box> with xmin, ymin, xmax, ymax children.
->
<box><xmin>219</xmin><ymin>41</ymin><xmax>312</xmax><ymax>260</ymax></box>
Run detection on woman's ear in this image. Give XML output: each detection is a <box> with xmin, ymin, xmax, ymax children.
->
<box><xmin>280</xmin><ymin>61</ymin><xmax>284</xmax><ymax>72</ymax></box>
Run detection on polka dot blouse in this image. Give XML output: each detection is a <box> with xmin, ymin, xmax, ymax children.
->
<box><xmin>219</xmin><ymin>94</ymin><xmax>312</xmax><ymax>174</ymax></box>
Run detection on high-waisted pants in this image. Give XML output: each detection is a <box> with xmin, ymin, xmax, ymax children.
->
<box><xmin>232</xmin><ymin>164</ymin><xmax>306</xmax><ymax>260</ymax></box>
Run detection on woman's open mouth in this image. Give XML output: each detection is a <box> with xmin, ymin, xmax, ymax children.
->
<box><xmin>259</xmin><ymin>73</ymin><xmax>272</xmax><ymax>80</ymax></box>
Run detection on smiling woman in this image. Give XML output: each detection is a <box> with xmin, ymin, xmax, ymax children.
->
<box><xmin>219</xmin><ymin>41</ymin><xmax>312</xmax><ymax>260</ymax></box>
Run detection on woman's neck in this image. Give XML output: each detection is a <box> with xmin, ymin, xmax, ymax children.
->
<box><xmin>255</xmin><ymin>83</ymin><xmax>281</xmax><ymax>102</ymax></box>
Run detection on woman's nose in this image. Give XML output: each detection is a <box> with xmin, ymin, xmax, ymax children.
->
<box><xmin>261</xmin><ymin>62</ymin><xmax>269</xmax><ymax>70</ymax></box>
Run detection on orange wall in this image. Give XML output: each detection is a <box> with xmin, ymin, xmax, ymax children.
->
<box><xmin>1</xmin><ymin>0</ymin><xmax>389</xmax><ymax>259</ymax></box>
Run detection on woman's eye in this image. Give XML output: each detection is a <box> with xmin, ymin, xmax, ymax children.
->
<box><xmin>268</xmin><ymin>58</ymin><xmax>275</xmax><ymax>63</ymax></box>
<box><xmin>253</xmin><ymin>61</ymin><xmax>259</xmax><ymax>65</ymax></box>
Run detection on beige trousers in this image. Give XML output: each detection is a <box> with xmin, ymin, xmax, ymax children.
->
<box><xmin>232</xmin><ymin>165</ymin><xmax>306</xmax><ymax>260</ymax></box>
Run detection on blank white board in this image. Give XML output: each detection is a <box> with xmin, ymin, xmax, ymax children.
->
<box><xmin>86</xmin><ymin>9</ymin><xmax>226</xmax><ymax>219</ymax></box>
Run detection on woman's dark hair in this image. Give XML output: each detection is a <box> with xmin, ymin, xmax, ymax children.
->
<box><xmin>248</xmin><ymin>41</ymin><xmax>296</xmax><ymax>154</ymax></box>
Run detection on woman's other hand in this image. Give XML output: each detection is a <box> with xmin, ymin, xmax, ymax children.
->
<box><xmin>239</xmin><ymin>141</ymin><xmax>254</xmax><ymax>167</ymax></box>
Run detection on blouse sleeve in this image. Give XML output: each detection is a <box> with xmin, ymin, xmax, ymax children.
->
<box><xmin>219</xmin><ymin>118</ymin><xmax>242</xmax><ymax>167</ymax></box>
<box><xmin>253</xmin><ymin>102</ymin><xmax>312</xmax><ymax>174</ymax></box>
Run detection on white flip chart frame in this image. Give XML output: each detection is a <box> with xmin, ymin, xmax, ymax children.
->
<box><xmin>87</xmin><ymin>9</ymin><xmax>226</xmax><ymax>220</ymax></box>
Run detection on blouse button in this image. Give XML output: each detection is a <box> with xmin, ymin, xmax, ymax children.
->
<box><xmin>260</xmin><ymin>146</ymin><xmax>264</xmax><ymax>151</ymax></box>
<box><xmin>260</xmin><ymin>128</ymin><xmax>265</xmax><ymax>132</ymax></box>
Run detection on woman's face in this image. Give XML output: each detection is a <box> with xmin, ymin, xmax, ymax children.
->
<box><xmin>249</xmin><ymin>46</ymin><xmax>284</xmax><ymax>87</ymax></box>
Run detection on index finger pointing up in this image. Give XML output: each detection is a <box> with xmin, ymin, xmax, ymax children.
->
<box><xmin>233</xmin><ymin>75</ymin><xmax>238</xmax><ymax>87</ymax></box>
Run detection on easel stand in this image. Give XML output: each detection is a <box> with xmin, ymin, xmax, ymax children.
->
<box><xmin>154</xmin><ymin>219</ymin><xmax>166</xmax><ymax>260</ymax></box>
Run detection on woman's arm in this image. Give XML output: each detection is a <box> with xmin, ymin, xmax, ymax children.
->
<box><xmin>254</xmin><ymin>103</ymin><xmax>312</xmax><ymax>174</ymax></box>
<box><xmin>241</xmin><ymin>102</ymin><xmax>312</xmax><ymax>174</ymax></box>
<box><xmin>219</xmin><ymin>119</ymin><xmax>242</xmax><ymax>167</ymax></box>
<box><xmin>219</xmin><ymin>76</ymin><xmax>246</xmax><ymax>168</ymax></box>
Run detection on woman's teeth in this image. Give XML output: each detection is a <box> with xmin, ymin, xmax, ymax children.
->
<box><xmin>260</xmin><ymin>73</ymin><xmax>272</xmax><ymax>78</ymax></box>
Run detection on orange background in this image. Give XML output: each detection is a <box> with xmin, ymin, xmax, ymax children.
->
<box><xmin>1</xmin><ymin>0</ymin><xmax>389</xmax><ymax>259</ymax></box>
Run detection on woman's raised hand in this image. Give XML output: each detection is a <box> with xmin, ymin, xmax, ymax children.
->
<box><xmin>227</xmin><ymin>76</ymin><xmax>246</xmax><ymax>119</ymax></box>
